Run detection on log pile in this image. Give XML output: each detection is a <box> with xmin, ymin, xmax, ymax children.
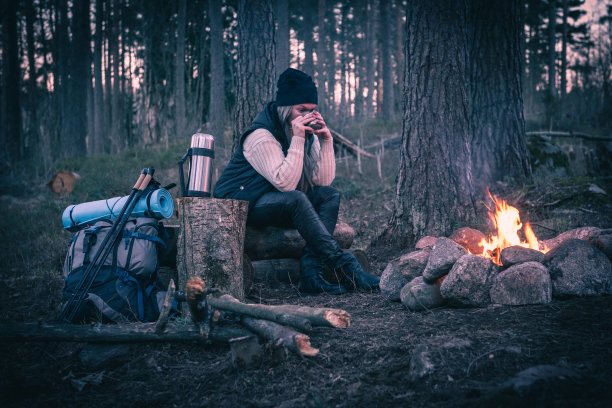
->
<box><xmin>184</xmin><ymin>276</ymin><xmax>350</xmax><ymax>358</ymax></box>
<box><xmin>246</xmin><ymin>221</ymin><xmax>357</xmax><ymax>285</ymax></box>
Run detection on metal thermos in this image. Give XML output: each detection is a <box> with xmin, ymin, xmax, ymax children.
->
<box><xmin>178</xmin><ymin>133</ymin><xmax>215</xmax><ymax>197</ymax></box>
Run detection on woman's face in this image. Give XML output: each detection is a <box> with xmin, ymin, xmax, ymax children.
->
<box><xmin>288</xmin><ymin>103</ymin><xmax>318</xmax><ymax>122</ymax></box>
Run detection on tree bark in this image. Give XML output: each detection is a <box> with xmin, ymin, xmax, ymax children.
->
<box><xmin>176</xmin><ymin>198</ymin><xmax>249</xmax><ymax>301</ymax></box>
<box><xmin>383</xmin><ymin>0</ymin><xmax>477</xmax><ymax>249</ymax></box>
<box><xmin>25</xmin><ymin>0</ymin><xmax>39</xmax><ymax>161</ymax></box>
<box><xmin>316</xmin><ymin>0</ymin><xmax>327</xmax><ymax>114</ymax></box>
<box><xmin>468</xmin><ymin>0</ymin><xmax>531</xmax><ymax>190</ymax></box>
<box><xmin>233</xmin><ymin>0</ymin><xmax>276</xmax><ymax>153</ymax></box>
<box><xmin>244</xmin><ymin>221</ymin><xmax>355</xmax><ymax>260</ymax></box>
<box><xmin>69</xmin><ymin>0</ymin><xmax>90</xmax><ymax>157</ymax></box>
<box><xmin>276</xmin><ymin>0</ymin><xmax>290</xmax><ymax>79</ymax></box>
<box><xmin>302</xmin><ymin>0</ymin><xmax>316</xmax><ymax>76</ymax></box>
<box><xmin>560</xmin><ymin>0</ymin><xmax>569</xmax><ymax>113</ymax></box>
<box><xmin>0</xmin><ymin>322</ymin><xmax>250</xmax><ymax>344</ymax></box>
<box><xmin>175</xmin><ymin>0</ymin><xmax>187</xmax><ymax>140</ymax></box>
<box><xmin>380</xmin><ymin>0</ymin><xmax>394</xmax><ymax>119</ymax></box>
<box><xmin>548</xmin><ymin>0</ymin><xmax>557</xmax><ymax>96</ymax></box>
<box><xmin>366</xmin><ymin>0</ymin><xmax>377</xmax><ymax>119</ymax></box>
<box><xmin>209</xmin><ymin>0</ymin><xmax>225</xmax><ymax>148</ymax></box>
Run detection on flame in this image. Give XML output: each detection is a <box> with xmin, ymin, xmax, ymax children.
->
<box><xmin>479</xmin><ymin>190</ymin><xmax>546</xmax><ymax>265</ymax></box>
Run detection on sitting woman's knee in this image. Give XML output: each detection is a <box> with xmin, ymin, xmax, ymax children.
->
<box><xmin>284</xmin><ymin>190</ymin><xmax>310</xmax><ymax>207</ymax></box>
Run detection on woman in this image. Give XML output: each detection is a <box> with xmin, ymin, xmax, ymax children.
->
<box><xmin>214</xmin><ymin>68</ymin><xmax>379</xmax><ymax>295</ymax></box>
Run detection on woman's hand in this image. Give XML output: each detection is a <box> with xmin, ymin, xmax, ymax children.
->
<box><xmin>290</xmin><ymin>112</ymin><xmax>315</xmax><ymax>139</ymax></box>
<box><xmin>310</xmin><ymin>111</ymin><xmax>332</xmax><ymax>141</ymax></box>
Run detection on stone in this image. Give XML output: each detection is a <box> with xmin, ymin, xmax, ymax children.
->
<box><xmin>544</xmin><ymin>239</ymin><xmax>612</xmax><ymax>297</ymax></box>
<box><xmin>500</xmin><ymin>246</ymin><xmax>546</xmax><ymax>267</ymax></box>
<box><xmin>422</xmin><ymin>237</ymin><xmax>468</xmax><ymax>283</ymax></box>
<box><xmin>400</xmin><ymin>276</ymin><xmax>445</xmax><ymax>311</ymax></box>
<box><xmin>415</xmin><ymin>236</ymin><xmax>437</xmax><ymax>249</ymax></box>
<box><xmin>79</xmin><ymin>344</ymin><xmax>131</xmax><ymax>370</ymax></box>
<box><xmin>440</xmin><ymin>254</ymin><xmax>499</xmax><ymax>307</ymax></box>
<box><xmin>490</xmin><ymin>262</ymin><xmax>551</xmax><ymax>305</ymax></box>
<box><xmin>588</xmin><ymin>233</ymin><xmax>612</xmax><ymax>262</ymax></box>
<box><xmin>449</xmin><ymin>227</ymin><xmax>486</xmax><ymax>254</ymax></box>
<box><xmin>380</xmin><ymin>249</ymin><xmax>430</xmax><ymax>301</ymax></box>
<box><xmin>540</xmin><ymin>227</ymin><xmax>601</xmax><ymax>252</ymax></box>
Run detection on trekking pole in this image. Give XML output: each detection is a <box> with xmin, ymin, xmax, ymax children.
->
<box><xmin>59</xmin><ymin>167</ymin><xmax>154</xmax><ymax>323</ymax></box>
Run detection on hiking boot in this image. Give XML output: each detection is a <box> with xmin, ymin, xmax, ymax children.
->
<box><xmin>298</xmin><ymin>248</ymin><xmax>347</xmax><ymax>296</ymax></box>
<box><xmin>336</xmin><ymin>252</ymin><xmax>380</xmax><ymax>291</ymax></box>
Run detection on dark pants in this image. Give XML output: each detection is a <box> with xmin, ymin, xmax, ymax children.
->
<box><xmin>247</xmin><ymin>186</ymin><xmax>342</xmax><ymax>266</ymax></box>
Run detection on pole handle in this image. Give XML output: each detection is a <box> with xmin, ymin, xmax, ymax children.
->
<box><xmin>139</xmin><ymin>167</ymin><xmax>155</xmax><ymax>191</ymax></box>
<box><xmin>133</xmin><ymin>168</ymin><xmax>148</xmax><ymax>190</ymax></box>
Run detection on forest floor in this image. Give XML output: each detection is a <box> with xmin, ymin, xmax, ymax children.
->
<box><xmin>1</xmin><ymin>143</ymin><xmax>612</xmax><ymax>407</ymax></box>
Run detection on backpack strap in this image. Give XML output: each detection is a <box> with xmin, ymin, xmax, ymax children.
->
<box><xmin>82</xmin><ymin>226</ymin><xmax>103</xmax><ymax>264</ymax></box>
<box><xmin>121</xmin><ymin>230</ymin><xmax>167</xmax><ymax>249</ymax></box>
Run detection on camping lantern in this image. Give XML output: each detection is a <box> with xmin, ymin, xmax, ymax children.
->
<box><xmin>179</xmin><ymin>133</ymin><xmax>215</xmax><ymax>197</ymax></box>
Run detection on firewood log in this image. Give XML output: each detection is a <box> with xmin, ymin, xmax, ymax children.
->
<box><xmin>206</xmin><ymin>292</ymin><xmax>350</xmax><ymax>329</ymax></box>
<box><xmin>0</xmin><ymin>322</ymin><xmax>250</xmax><ymax>344</ymax></box>
<box><xmin>240</xmin><ymin>317</ymin><xmax>319</xmax><ymax>357</ymax></box>
<box><xmin>244</xmin><ymin>222</ymin><xmax>355</xmax><ymax>260</ymax></box>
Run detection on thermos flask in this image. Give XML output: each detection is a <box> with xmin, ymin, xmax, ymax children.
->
<box><xmin>178</xmin><ymin>133</ymin><xmax>215</xmax><ymax>197</ymax></box>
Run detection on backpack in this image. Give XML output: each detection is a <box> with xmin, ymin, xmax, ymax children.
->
<box><xmin>62</xmin><ymin>217</ymin><xmax>170</xmax><ymax>323</ymax></box>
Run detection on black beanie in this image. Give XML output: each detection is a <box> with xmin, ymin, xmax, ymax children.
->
<box><xmin>276</xmin><ymin>68</ymin><xmax>318</xmax><ymax>106</ymax></box>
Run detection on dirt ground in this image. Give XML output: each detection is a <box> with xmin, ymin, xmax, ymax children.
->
<box><xmin>1</xmin><ymin>178</ymin><xmax>612</xmax><ymax>408</ymax></box>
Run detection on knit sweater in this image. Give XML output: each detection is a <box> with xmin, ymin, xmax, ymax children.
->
<box><xmin>243</xmin><ymin>128</ymin><xmax>336</xmax><ymax>192</ymax></box>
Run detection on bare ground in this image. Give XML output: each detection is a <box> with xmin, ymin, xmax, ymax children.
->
<box><xmin>1</xmin><ymin>177</ymin><xmax>611</xmax><ymax>408</ymax></box>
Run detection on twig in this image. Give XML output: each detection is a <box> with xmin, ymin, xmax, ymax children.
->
<box><xmin>529</xmin><ymin>223</ymin><xmax>558</xmax><ymax>233</ymax></box>
<box><xmin>466</xmin><ymin>348</ymin><xmax>508</xmax><ymax>377</ymax></box>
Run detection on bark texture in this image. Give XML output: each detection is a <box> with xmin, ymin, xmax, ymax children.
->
<box><xmin>175</xmin><ymin>0</ymin><xmax>187</xmax><ymax>139</ymax></box>
<box><xmin>233</xmin><ymin>0</ymin><xmax>276</xmax><ymax>153</ymax></box>
<box><xmin>275</xmin><ymin>0</ymin><xmax>290</xmax><ymax>79</ymax></box>
<box><xmin>209</xmin><ymin>0</ymin><xmax>225</xmax><ymax>147</ymax></box>
<box><xmin>385</xmin><ymin>0</ymin><xmax>477</xmax><ymax>248</ymax></box>
<box><xmin>468</xmin><ymin>0</ymin><xmax>531</xmax><ymax>189</ymax></box>
<box><xmin>177</xmin><ymin>198</ymin><xmax>249</xmax><ymax>300</ymax></box>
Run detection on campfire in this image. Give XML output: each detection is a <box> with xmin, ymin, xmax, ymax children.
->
<box><xmin>477</xmin><ymin>191</ymin><xmax>547</xmax><ymax>265</ymax></box>
<box><xmin>380</xmin><ymin>190</ymin><xmax>612</xmax><ymax>310</ymax></box>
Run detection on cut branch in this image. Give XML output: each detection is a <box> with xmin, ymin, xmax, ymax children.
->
<box><xmin>0</xmin><ymin>322</ymin><xmax>250</xmax><ymax>344</ymax></box>
<box><xmin>241</xmin><ymin>317</ymin><xmax>318</xmax><ymax>357</ymax></box>
<box><xmin>207</xmin><ymin>293</ymin><xmax>350</xmax><ymax>329</ymax></box>
<box><xmin>329</xmin><ymin>128</ymin><xmax>376</xmax><ymax>158</ymax></box>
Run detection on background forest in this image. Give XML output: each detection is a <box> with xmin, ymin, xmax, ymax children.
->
<box><xmin>1</xmin><ymin>0</ymin><xmax>611</xmax><ymax>174</ymax></box>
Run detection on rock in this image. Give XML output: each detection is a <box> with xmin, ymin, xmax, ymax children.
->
<box><xmin>440</xmin><ymin>254</ymin><xmax>499</xmax><ymax>307</ymax></box>
<box><xmin>415</xmin><ymin>236</ymin><xmax>437</xmax><ymax>249</ymax></box>
<box><xmin>380</xmin><ymin>249</ymin><xmax>430</xmax><ymax>301</ymax></box>
<box><xmin>79</xmin><ymin>344</ymin><xmax>131</xmax><ymax>370</ymax></box>
<box><xmin>400</xmin><ymin>276</ymin><xmax>445</xmax><ymax>311</ymax></box>
<box><xmin>408</xmin><ymin>345</ymin><xmax>434</xmax><ymax>380</ymax></box>
<box><xmin>229</xmin><ymin>335</ymin><xmax>263</xmax><ymax>368</ymax></box>
<box><xmin>500</xmin><ymin>246</ymin><xmax>546</xmax><ymax>267</ymax></box>
<box><xmin>588</xmin><ymin>233</ymin><xmax>612</xmax><ymax>262</ymax></box>
<box><xmin>449</xmin><ymin>227</ymin><xmax>486</xmax><ymax>254</ymax></box>
<box><xmin>541</xmin><ymin>227</ymin><xmax>602</xmax><ymax>252</ymax></box>
<box><xmin>544</xmin><ymin>239</ymin><xmax>612</xmax><ymax>297</ymax></box>
<box><xmin>490</xmin><ymin>262</ymin><xmax>551</xmax><ymax>305</ymax></box>
<box><xmin>422</xmin><ymin>238</ymin><xmax>468</xmax><ymax>283</ymax></box>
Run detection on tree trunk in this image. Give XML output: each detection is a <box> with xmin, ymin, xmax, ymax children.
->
<box><xmin>57</xmin><ymin>0</ymin><xmax>70</xmax><ymax>158</ymax></box>
<box><xmin>276</xmin><ymin>0</ymin><xmax>290</xmax><ymax>79</ymax></box>
<box><xmin>468</xmin><ymin>0</ymin><xmax>531</xmax><ymax>190</ymax></box>
<box><xmin>1</xmin><ymin>0</ymin><xmax>22</xmax><ymax>162</ymax></box>
<box><xmin>109</xmin><ymin>0</ymin><xmax>121</xmax><ymax>152</ymax></box>
<box><xmin>209</xmin><ymin>0</ymin><xmax>225</xmax><ymax>148</ymax></box>
<box><xmin>233</xmin><ymin>0</ymin><xmax>276</xmax><ymax>153</ymax></box>
<box><xmin>380</xmin><ymin>0</ymin><xmax>394</xmax><ymax>119</ymax></box>
<box><xmin>244</xmin><ymin>221</ymin><xmax>355</xmax><ymax>260</ymax></box>
<box><xmin>560</xmin><ymin>0</ymin><xmax>569</xmax><ymax>114</ymax></box>
<box><xmin>366</xmin><ymin>0</ymin><xmax>377</xmax><ymax>119</ymax></box>
<box><xmin>25</xmin><ymin>0</ymin><xmax>39</xmax><ymax>161</ymax></box>
<box><xmin>69</xmin><ymin>0</ymin><xmax>90</xmax><ymax>157</ymax></box>
<box><xmin>548</xmin><ymin>0</ymin><xmax>557</xmax><ymax>95</ymax></box>
<box><xmin>175</xmin><ymin>0</ymin><xmax>187</xmax><ymax>140</ymax></box>
<box><xmin>316</xmin><ymin>0</ymin><xmax>327</xmax><ymax>114</ymax></box>
<box><xmin>176</xmin><ymin>198</ymin><xmax>249</xmax><ymax>301</ymax></box>
<box><xmin>302</xmin><ymin>0</ymin><xmax>315</xmax><ymax>76</ymax></box>
<box><xmin>383</xmin><ymin>0</ymin><xmax>477</xmax><ymax>249</ymax></box>
<box><xmin>93</xmin><ymin>0</ymin><xmax>104</xmax><ymax>155</ymax></box>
